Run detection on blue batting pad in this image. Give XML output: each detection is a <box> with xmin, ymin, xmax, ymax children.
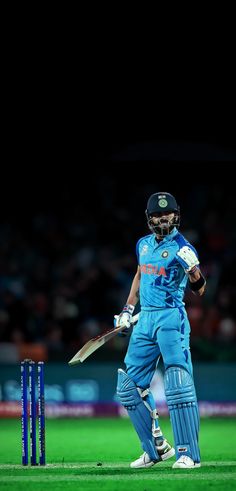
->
<box><xmin>164</xmin><ymin>366</ymin><xmax>200</xmax><ymax>463</ymax></box>
<box><xmin>117</xmin><ymin>369</ymin><xmax>159</xmax><ymax>462</ymax></box>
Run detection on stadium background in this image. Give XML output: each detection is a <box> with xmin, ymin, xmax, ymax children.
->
<box><xmin>0</xmin><ymin>137</ymin><xmax>236</xmax><ymax>417</ymax></box>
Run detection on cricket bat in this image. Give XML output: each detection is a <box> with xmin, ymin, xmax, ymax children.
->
<box><xmin>68</xmin><ymin>313</ymin><xmax>139</xmax><ymax>365</ymax></box>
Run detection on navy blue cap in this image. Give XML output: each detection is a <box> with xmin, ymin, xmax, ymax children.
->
<box><xmin>146</xmin><ymin>192</ymin><xmax>179</xmax><ymax>214</ymax></box>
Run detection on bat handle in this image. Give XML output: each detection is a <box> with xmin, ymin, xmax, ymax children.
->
<box><xmin>114</xmin><ymin>312</ymin><xmax>139</xmax><ymax>325</ymax></box>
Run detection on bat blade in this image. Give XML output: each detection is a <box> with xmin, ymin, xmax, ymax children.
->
<box><xmin>68</xmin><ymin>313</ymin><xmax>139</xmax><ymax>365</ymax></box>
<box><xmin>68</xmin><ymin>325</ymin><xmax>124</xmax><ymax>365</ymax></box>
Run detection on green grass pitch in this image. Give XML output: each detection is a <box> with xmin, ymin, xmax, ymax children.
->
<box><xmin>0</xmin><ymin>417</ymin><xmax>235</xmax><ymax>490</ymax></box>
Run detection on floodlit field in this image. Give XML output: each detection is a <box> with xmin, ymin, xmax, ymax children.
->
<box><xmin>0</xmin><ymin>417</ymin><xmax>235</xmax><ymax>490</ymax></box>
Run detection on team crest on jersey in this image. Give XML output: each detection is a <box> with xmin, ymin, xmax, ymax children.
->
<box><xmin>161</xmin><ymin>251</ymin><xmax>168</xmax><ymax>258</ymax></box>
<box><xmin>140</xmin><ymin>245</ymin><xmax>148</xmax><ymax>255</ymax></box>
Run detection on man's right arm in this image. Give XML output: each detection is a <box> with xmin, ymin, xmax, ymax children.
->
<box><xmin>126</xmin><ymin>265</ymin><xmax>141</xmax><ymax>307</ymax></box>
<box><xmin>116</xmin><ymin>266</ymin><xmax>141</xmax><ymax>328</ymax></box>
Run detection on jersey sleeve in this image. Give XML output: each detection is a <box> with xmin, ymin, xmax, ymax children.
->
<box><xmin>136</xmin><ymin>238</ymin><xmax>142</xmax><ymax>264</ymax></box>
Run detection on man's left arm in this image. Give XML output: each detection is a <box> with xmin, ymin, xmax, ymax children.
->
<box><xmin>176</xmin><ymin>245</ymin><xmax>206</xmax><ymax>296</ymax></box>
<box><xmin>187</xmin><ymin>267</ymin><xmax>206</xmax><ymax>296</ymax></box>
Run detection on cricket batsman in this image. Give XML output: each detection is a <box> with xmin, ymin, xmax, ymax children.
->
<box><xmin>115</xmin><ymin>192</ymin><xmax>206</xmax><ymax>469</ymax></box>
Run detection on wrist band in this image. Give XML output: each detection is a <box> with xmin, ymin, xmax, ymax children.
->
<box><xmin>188</xmin><ymin>265</ymin><xmax>198</xmax><ymax>275</ymax></box>
<box><xmin>123</xmin><ymin>304</ymin><xmax>135</xmax><ymax>314</ymax></box>
<box><xmin>189</xmin><ymin>274</ymin><xmax>206</xmax><ymax>292</ymax></box>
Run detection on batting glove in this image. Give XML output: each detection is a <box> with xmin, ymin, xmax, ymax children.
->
<box><xmin>176</xmin><ymin>246</ymin><xmax>199</xmax><ymax>273</ymax></box>
<box><xmin>114</xmin><ymin>304</ymin><xmax>135</xmax><ymax>336</ymax></box>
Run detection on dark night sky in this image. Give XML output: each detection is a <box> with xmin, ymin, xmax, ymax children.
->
<box><xmin>1</xmin><ymin>137</ymin><xmax>235</xmax><ymax>222</ymax></box>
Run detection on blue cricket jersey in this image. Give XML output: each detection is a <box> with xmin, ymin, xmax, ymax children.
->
<box><xmin>136</xmin><ymin>227</ymin><xmax>198</xmax><ymax>309</ymax></box>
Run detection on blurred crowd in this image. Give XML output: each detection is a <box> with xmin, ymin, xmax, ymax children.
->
<box><xmin>0</xmin><ymin>175</ymin><xmax>236</xmax><ymax>363</ymax></box>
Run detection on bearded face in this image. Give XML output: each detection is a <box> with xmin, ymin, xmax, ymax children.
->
<box><xmin>147</xmin><ymin>211</ymin><xmax>179</xmax><ymax>237</ymax></box>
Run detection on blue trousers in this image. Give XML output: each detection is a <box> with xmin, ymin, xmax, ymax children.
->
<box><xmin>125</xmin><ymin>307</ymin><xmax>193</xmax><ymax>389</ymax></box>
